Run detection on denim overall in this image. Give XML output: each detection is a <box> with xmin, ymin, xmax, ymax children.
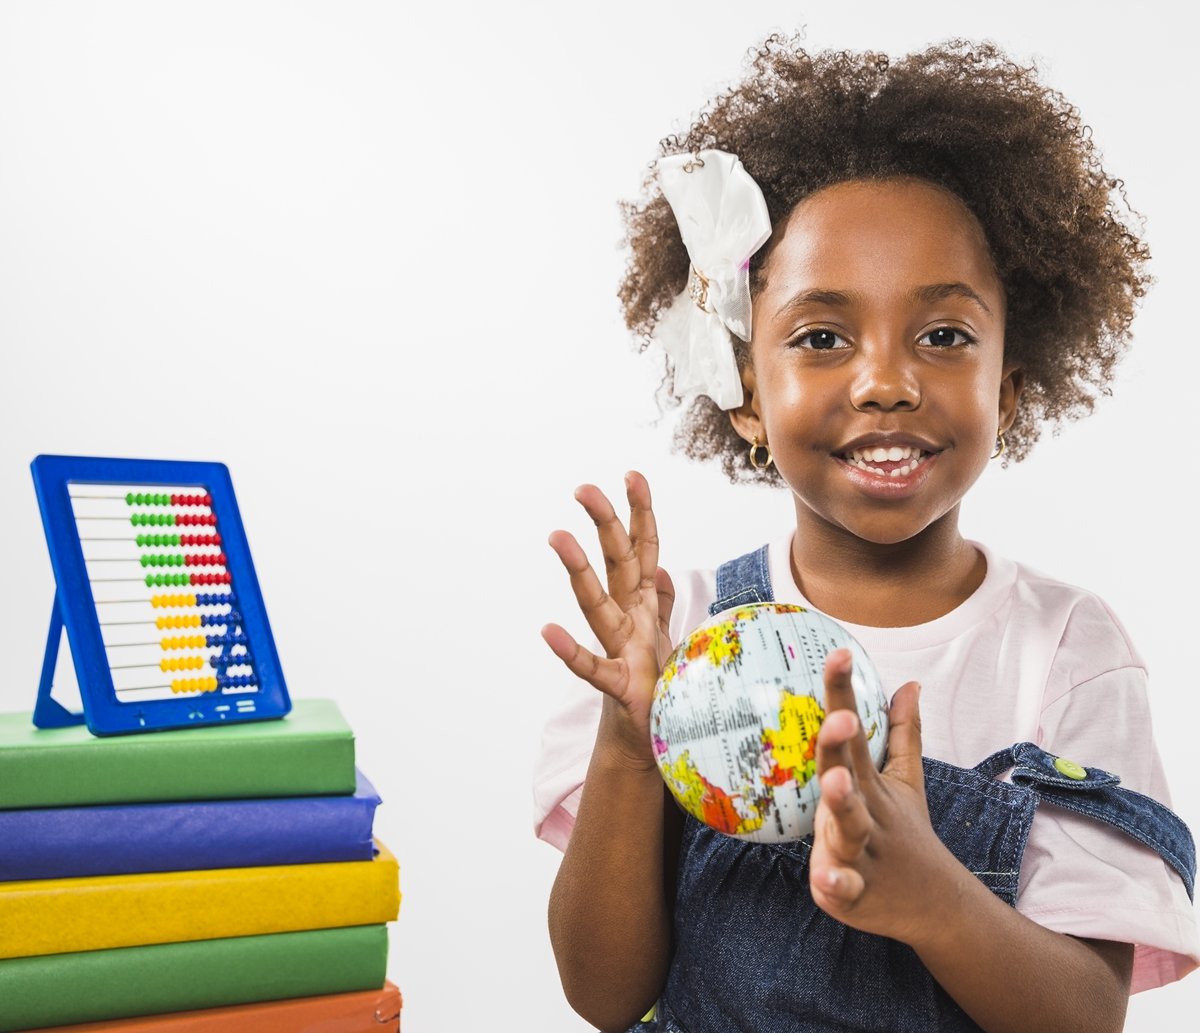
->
<box><xmin>632</xmin><ymin>546</ymin><xmax>1196</xmax><ymax>1033</ymax></box>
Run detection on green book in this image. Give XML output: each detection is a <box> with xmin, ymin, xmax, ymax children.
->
<box><xmin>0</xmin><ymin>699</ymin><xmax>355</xmax><ymax>809</ymax></box>
<box><xmin>0</xmin><ymin>925</ymin><xmax>388</xmax><ymax>1031</ymax></box>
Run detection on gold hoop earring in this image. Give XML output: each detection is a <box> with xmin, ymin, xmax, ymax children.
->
<box><xmin>749</xmin><ymin>436</ymin><xmax>773</xmax><ymax>470</ymax></box>
<box><xmin>990</xmin><ymin>431</ymin><xmax>1007</xmax><ymax>460</ymax></box>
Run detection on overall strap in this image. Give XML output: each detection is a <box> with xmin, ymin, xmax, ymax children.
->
<box><xmin>708</xmin><ymin>545</ymin><xmax>774</xmax><ymax>616</ymax></box>
<box><xmin>975</xmin><ymin>742</ymin><xmax>1196</xmax><ymax>899</ymax></box>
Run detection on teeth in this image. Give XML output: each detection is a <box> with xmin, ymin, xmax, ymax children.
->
<box><xmin>842</xmin><ymin>449</ymin><xmax>930</xmax><ymax>477</ymax></box>
<box><xmin>847</xmin><ymin>445</ymin><xmax>926</xmax><ymax>464</ymax></box>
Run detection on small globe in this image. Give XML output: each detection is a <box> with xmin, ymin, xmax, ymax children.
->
<box><xmin>651</xmin><ymin>602</ymin><xmax>888</xmax><ymax>843</ymax></box>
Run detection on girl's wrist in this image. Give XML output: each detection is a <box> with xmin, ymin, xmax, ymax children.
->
<box><xmin>594</xmin><ymin>698</ymin><xmax>658</xmax><ymax>774</ymax></box>
<box><xmin>595</xmin><ymin>726</ymin><xmax>659</xmax><ymax>779</ymax></box>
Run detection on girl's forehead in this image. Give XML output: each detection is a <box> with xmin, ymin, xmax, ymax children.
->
<box><xmin>760</xmin><ymin>178</ymin><xmax>1002</xmax><ymax>305</ymax></box>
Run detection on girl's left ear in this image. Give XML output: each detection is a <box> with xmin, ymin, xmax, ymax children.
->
<box><xmin>727</xmin><ymin>363</ymin><xmax>763</xmax><ymax>445</ymax></box>
<box><xmin>999</xmin><ymin>363</ymin><xmax>1025</xmax><ymax>433</ymax></box>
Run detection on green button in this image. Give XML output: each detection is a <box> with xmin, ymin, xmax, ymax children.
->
<box><xmin>1054</xmin><ymin>757</ymin><xmax>1087</xmax><ymax>780</ymax></box>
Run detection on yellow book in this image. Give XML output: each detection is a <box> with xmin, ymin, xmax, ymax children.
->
<box><xmin>0</xmin><ymin>840</ymin><xmax>400</xmax><ymax>959</ymax></box>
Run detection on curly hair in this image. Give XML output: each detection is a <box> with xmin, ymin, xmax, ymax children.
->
<box><xmin>618</xmin><ymin>35</ymin><xmax>1151</xmax><ymax>484</ymax></box>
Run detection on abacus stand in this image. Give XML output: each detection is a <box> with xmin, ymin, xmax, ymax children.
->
<box><xmin>34</xmin><ymin>591</ymin><xmax>86</xmax><ymax>729</ymax></box>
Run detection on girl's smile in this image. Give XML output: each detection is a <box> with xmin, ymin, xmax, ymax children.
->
<box><xmin>732</xmin><ymin>177</ymin><xmax>1023</xmax><ymax>550</ymax></box>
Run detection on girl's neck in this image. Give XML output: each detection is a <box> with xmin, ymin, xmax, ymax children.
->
<box><xmin>788</xmin><ymin>505</ymin><xmax>985</xmax><ymax>628</ymax></box>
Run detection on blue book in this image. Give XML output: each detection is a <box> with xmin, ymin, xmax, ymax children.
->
<box><xmin>0</xmin><ymin>770</ymin><xmax>381</xmax><ymax>882</ymax></box>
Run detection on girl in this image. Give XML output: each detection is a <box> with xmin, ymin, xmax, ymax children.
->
<box><xmin>534</xmin><ymin>37</ymin><xmax>1199</xmax><ymax>1033</ymax></box>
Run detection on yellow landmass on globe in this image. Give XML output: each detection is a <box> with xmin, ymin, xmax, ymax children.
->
<box><xmin>763</xmin><ymin>691</ymin><xmax>823</xmax><ymax>787</ymax></box>
<box><xmin>665</xmin><ymin>751</ymin><xmax>765</xmax><ymax>835</ymax></box>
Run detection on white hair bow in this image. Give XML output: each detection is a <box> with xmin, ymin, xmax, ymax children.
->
<box><xmin>653</xmin><ymin>150</ymin><xmax>772</xmax><ymax>410</ymax></box>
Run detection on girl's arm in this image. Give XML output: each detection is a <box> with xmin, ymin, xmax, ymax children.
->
<box><xmin>542</xmin><ymin>473</ymin><xmax>680</xmax><ymax>1031</ymax></box>
<box><xmin>548</xmin><ymin>728</ymin><xmax>683</xmax><ymax>1031</ymax></box>
<box><xmin>811</xmin><ymin>651</ymin><xmax>1132</xmax><ymax>1033</ymax></box>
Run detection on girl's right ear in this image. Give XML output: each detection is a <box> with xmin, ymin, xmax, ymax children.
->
<box><xmin>727</xmin><ymin>362</ymin><xmax>763</xmax><ymax>447</ymax></box>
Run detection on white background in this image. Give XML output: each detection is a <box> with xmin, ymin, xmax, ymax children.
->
<box><xmin>0</xmin><ymin>2</ymin><xmax>1196</xmax><ymax>1030</ymax></box>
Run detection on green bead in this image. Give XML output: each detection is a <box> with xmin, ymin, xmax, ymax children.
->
<box><xmin>126</xmin><ymin>493</ymin><xmax>135</xmax><ymax>506</ymax></box>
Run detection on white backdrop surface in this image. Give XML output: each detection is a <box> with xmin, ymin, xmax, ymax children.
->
<box><xmin>0</xmin><ymin>2</ymin><xmax>1195</xmax><ymax>1030</ymax></box>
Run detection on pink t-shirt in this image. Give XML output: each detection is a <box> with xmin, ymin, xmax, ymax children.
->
<box><xmin>532</xmin><ymin>535</ymin><xmax>1200</xmax><ymax>995</ymax></box>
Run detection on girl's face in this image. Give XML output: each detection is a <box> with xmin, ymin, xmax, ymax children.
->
<box><xmin>731</xmin><ymin>177</ymin><xmax>1022</xmax><ymax>546</ymax></box>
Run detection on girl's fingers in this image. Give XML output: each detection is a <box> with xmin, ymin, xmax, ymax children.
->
<box><xmin>812</xmin><ymin>863</ymin><xmax>866</xmax><ymax>908</ymax></box>
<box><xmin>881</xmin><ymin>681</ymin><xmax>924</xmax><ymax>788</ymax></box>
<box><xmin>655</xmin><ymin>566</ymin><xmax>676</xmax><ymax>642</ymax></box>
<box><xmin>817</xmin><ymin>649</ymin><xmax>879</xmax><ymax>785</ymax></box>
<box><xmin>818</xmin><ymin>764</ymin><xmax>871</xmax><ymax>862</ymax></box>
<box><xmin>574</xmin><ymin>483</ymin><xmax>644</xmax><ymax>607</ymax></box>
<box><xmin>624</xmin><ymin>471</ymin><xmax>661</xmax><ymax>591</ymax></box>
<box><xmin>547</xmin><ymin>529</ymin><xmax>631</xmax><ymax>652</ymax></box>
<box><xmin>540</xmin><ymin>623</ymin><xmax>627</xmax><ymax>699</ymax></box>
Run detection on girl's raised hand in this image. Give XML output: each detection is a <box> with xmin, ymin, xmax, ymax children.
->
<box><xmin>541</xmin><ymin>471</ymin><xmax>675</xmax><ymax>771</ymax></box>
<box><xmin>809</xmin><ymin>649</ymin><xmax>959</xmax><ymax>946</ymax></box>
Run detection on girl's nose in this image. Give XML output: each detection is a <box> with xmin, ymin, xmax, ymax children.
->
<box><xmin>848</xmin><ymin>344</ymin><xmax>921</xmax><ymax>412</ymax></box>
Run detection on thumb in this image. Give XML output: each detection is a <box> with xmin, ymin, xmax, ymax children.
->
<box><xmin>882</xmin><ymin>681</ymin><xmax>924</xmax><ymax>786</ymax></box>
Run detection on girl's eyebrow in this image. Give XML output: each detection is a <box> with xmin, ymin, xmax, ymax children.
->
<box><xmin>774</xmin><ymin>282</ymin><xmax>993</xmax><ymax>319</ymax></box>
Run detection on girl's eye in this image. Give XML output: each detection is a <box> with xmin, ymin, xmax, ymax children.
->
<box><xmin>922</xmin><ymin>327</ymin><xmax>974</xmax><ymax>348</ymax></box>
<box><xmin>794</xmin><ymin>329</ymin><xmax>846</xmax><ymax>350</ymax></box>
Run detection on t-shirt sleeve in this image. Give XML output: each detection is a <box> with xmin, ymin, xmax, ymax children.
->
<box><xmin>1021</xmin><ymin>658</ymin><xmax>1200</xmax><ymax>993</ymax></box>
<box><xmin>532</xmin><ymin>676</ymin><xmax>601</xmax><ymax>852</ymax></box>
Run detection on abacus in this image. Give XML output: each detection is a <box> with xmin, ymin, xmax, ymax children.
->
<box><xmin>31</xmin><ymin>455</ymin><xmax>290</xmax><ymax>735</ymax></box>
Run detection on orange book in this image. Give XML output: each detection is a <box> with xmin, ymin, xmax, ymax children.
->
<box><xmin>31</xmin><ymin>982</ymin><xmax>402</xmax><ymax>1032</ymax></box>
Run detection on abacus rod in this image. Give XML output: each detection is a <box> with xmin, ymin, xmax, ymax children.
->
<box><xmin>90</xmin><ymin>578</ymin><xmax>170</xmax><ymax>583</ymax></box>
<box><xmin>98</xmin><ymin>619</ymin><xmax>162</xmax><ymax>626</ymax></box>
<box><xmin>68</xmin><ymin>496</ymin><xmax>210</xmax><ymax>503</ymax></box>
<box><xmin>75</xmin><ymin>516</ymin><xmax>166</xmax><ymax>521</ymax></box>
<box><xmin>98</xmin><ymin>617</ymin><xmax>233</xmax><ymax>626</ymax></box>
<box><xmin>80</xmin><ymin>536</ymin><xmax>146</xmax><ymax>541</ymax></box>
<box><xmin>112</xmin><ymin>684</ymin><xmax>259</xmax><ymax>694</ymax></box>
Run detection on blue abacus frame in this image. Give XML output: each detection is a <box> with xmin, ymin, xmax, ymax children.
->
<box><xmin>31</xmin><ymin>454</ymin><xmax>291</xmax><ymax>735</ymax></box>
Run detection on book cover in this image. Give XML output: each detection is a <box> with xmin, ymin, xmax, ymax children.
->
<box><xmin>0</xmin><ymin>770</ymin><xmax>381</xmax><ymax>882</ymax></box>
<box><xmin>0</xmin><ymin>926</ymin><xmax>389</xmax><ymax>1032</ymax></box>
<box><xmin>0</xmin><ymin>841</ymin><xmax>400</xmax><ymax>959</ymax></box>
<box><xmin>28</xmin><ymin>982</ymin><xmax>402</xmax><ymax>1033</ymax></box>
<box><xmin>0</xmin><ymin>698</ymin><xmax>355</xmax><ymax>809</ymax></box>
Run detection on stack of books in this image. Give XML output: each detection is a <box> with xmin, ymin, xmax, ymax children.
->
<box><xmin>0</xmin><ymin>699</ymin><xmax>402</xmax><ymax>1032</ymax></box>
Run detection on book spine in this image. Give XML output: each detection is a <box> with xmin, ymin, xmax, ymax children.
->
<box><xmin>0</xmin><ymin>844</ymin><xmax>400</xmax><ymax>959</ymax></box>
<box><xmin>0</xmin><ymin>926</ymin><xmax>389</xmax><ymax>1032</ymax></box>
<box><xmin>0</xmin><ymin>781</ymin><xmax>379</xmax><ymax>882</ymax></box>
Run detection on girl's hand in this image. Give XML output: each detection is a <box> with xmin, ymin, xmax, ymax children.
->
<box><xmin>809</xmin><ymin>649</ymin><xmax>959</xmax><ymax>946</ymax></box>
<box><xmin>541</xmin><ymin>471</ymin><xmax>675</xmax><ymax>772</ymax></box>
